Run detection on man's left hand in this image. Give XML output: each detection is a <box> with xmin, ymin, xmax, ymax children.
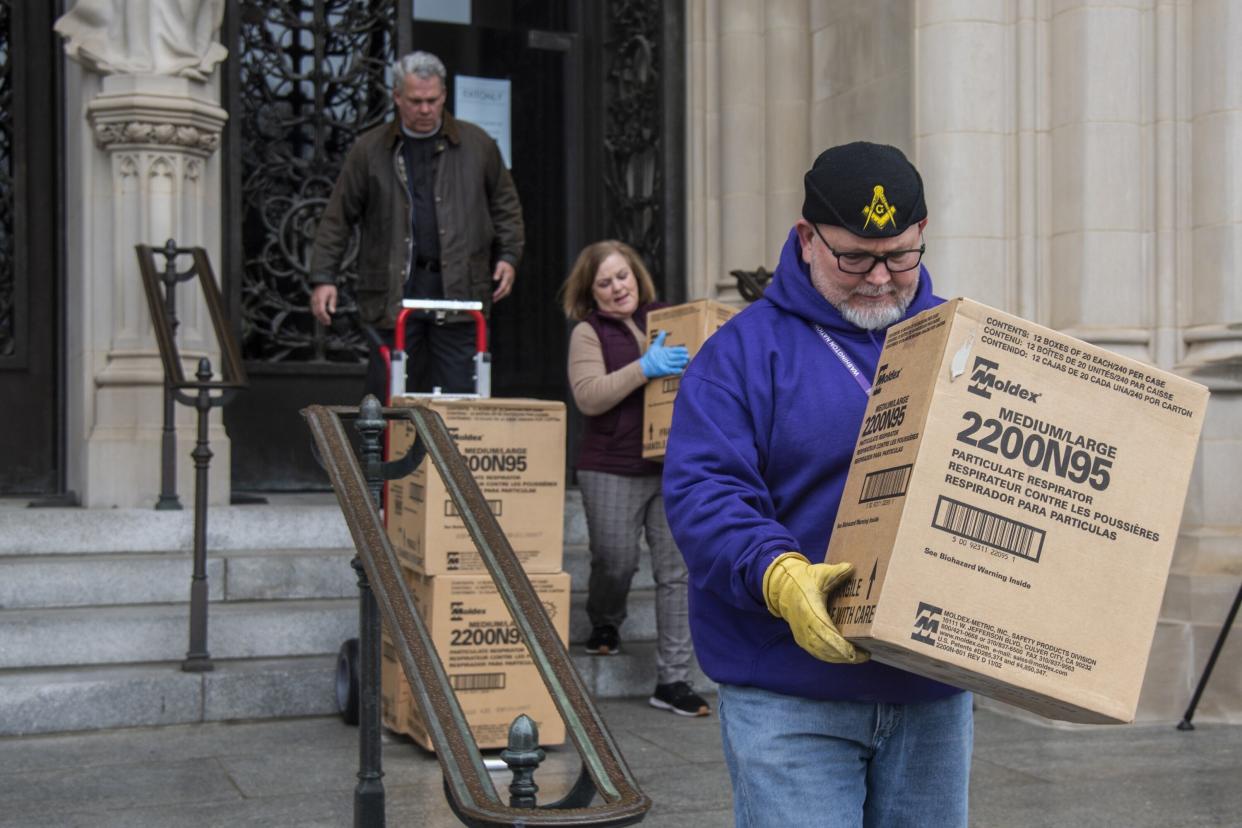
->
<box><xmin>762</xmin><ymin>552</ymin><xmax>868</xmax><ymax>664</ymax></box>
<box><xmin>492</xmin><ymin>261</ymin><xmax>516</xmax><ymax>302</ymax></box>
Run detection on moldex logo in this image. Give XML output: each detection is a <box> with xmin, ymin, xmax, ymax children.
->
<box><xmin>910</xmin><ymin>602</ymin><xmax>942</xmax><ymax>646</ymax></box>
<box><xmin>966</xmin><ymin>357</ymin><xmax>1042</xmax><ymax>403</ymax></box>
<box><xmin>449</xmin><ymin>601</ymin><xmax>486</xmax><ymax>621</ymax></box>
<box><xmin>875</xmin><ymin>363</ymin><xmax>902</xmax><ymax>387</ymax></box>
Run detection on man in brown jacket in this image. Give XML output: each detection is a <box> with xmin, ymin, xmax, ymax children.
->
<box><xmin>309</xmin><ymin>50</ymin><xmax>524</xmax><ymax>396</ymax></box>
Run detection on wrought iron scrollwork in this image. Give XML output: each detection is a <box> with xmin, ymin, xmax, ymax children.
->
<box><xmin>0</xmin><ymin>0</ymin><xmax>13</xmax><ymax>359</ymax></box>
<box><xmin>235</xmin><ymin>0</ymin><xmax>396</xmax><ymax>364</ymax></box>
<box><xmin>604</xmin><ymin>0</ymin><xmax>664</xmax><ymax>286</ymax></box>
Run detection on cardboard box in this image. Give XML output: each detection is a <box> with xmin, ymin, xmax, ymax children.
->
<box><xmin>385</xmin><ymin>397</ymin><xmax>565</xmax><ymax>575</ymax></box>
<box><xmin>642</xmin><ymin>299</ymin><xmax>739</xmax><ymax>459</ymax></box>
<box><xmin>381</xmin><ymin>570</ymin><xmax>571</xmax><ymax>750</ymax></box>
<box><xmin>825</xmin><ymin>298</ymin><xmax>1208</xmax><ymax>724</ymax></box>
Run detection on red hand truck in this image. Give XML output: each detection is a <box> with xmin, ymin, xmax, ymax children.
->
<box><xmin>379</xmin><ymin>299</ymin><xmax>491</xmax><ymax>402</ymax></box>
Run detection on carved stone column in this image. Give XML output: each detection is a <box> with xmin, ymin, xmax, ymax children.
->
<box><xmin>717</xmin><ymin>0</ymin><xmax>767</xmax><ymax>301</ymax></box>
<box><xmin>686</xmin><ymin>0</ymin><xmax>722</xmax><ymax>300</ymax></box>
<box><xmin>1159</xmin><ymin>0</ymin><xmax>1242</xmax><ymax>725</ymax></box>
<box><xmin>687</xmin><ymin>0</ymin><xmax>811</xmax><ymax>302</ymax></box>
<box><xmin>1184</xmin><ymin>0</ymin><xmax>1242</xmax><ymax>386</ymax></box>
<box><xmin>913</xmin><ymin>2</ymin><xmax>1017</xmax><ymax>311</ymax></box>
<box><xmin>763</xmin><ymin>0</ymin><xmax>809</xmax><ymax>262</ymax></box>
<box><xmin>58</xmin><ymin>2</ymin><xmax>230</xmax><ymax>508</ymax></box>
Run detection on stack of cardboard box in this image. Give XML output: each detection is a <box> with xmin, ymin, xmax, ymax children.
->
<box><xmin>382</xmin><ymin>397</ymin><xmax>570</xmax><ymax>750</ymax></box>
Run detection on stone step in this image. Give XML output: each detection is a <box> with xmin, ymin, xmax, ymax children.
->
<box><xmin>0</xmin><ymin>543</ymin><xmax>651</xmax><ymax>610</ymax></box>
<box><xmin>0</xmin><ymin>589</ymin><xmax>665</xmax><ymax>670</ymax></box>
<box><xmin>0</xmin><ymin>549</ymin><xmax>358</xmax><ymax>610</ymax></box>
<box><xmin>0</xmin><ymin>499</ymin><xmax>351</xmax><ymax>556</ymax></box>
<box><xmin>0</xmin><ymin>657</ymin><xmax>337</xmax><ymax>737</ymax></box>
<box><xmin>0</xmin><ymin>487</ymin><xmax>715</xmax><ymax>737</ymax></box>
<box><xmin>0</xmin><ymin>551</ymin><xmax>360</xmax><ymax>608</ymax></box>
<box><xmin>0</xmin><ymin>489</ymin><xmax>589</xmax><ymax>557</ymax></box>
<box><xmin>0</xmin><ymin>645</ymin><xmax>712</xmax><ymax>738</ymax></box>
<box><xmin>0</xmin><ymin>553</ymin><xmax>224</xmax><ymax>610</ymax></box>
<box><xmin>0</xmin><ymin>600</ymin><xmax>357</xmax><ymax>669</ymax></box>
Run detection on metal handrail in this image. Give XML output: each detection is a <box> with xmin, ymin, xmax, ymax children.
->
<box><xmin>136</xmin><ymin>245</ymin><xmax>248</xmax><ymax>393</ymax></box>
<box><xmin>135</xmin><ymin>243</ymin><xmax>248</xmax><ymax>673</ymax></box>
<box><xmin>302</xmin><ymin>403</ymin><xmax>651</xmax><ymax>827</ymax></box>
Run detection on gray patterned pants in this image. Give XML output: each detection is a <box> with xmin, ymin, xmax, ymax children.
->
<box><xmin>578</xmin><ymin>470</ymin><xmax>693</xmax><ymax>684</ymax></box>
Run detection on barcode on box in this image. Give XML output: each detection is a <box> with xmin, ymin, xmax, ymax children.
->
<box><xmin>931</xmin><ymin>495</ymin><xmax>1045</xmax><ymax>562</ymax></box>
<box><xmin>444</xmin><ymin>499</ymin><xmax>502</xmax><ymax>518</ymax></box>
<box><xmin>859</xmin><ymin>464</ymin><xmax>913</xmax><ymax>503</ymax></box>
<box><xmin>451</xmin><ymin>672</ymin><xmax>506</xmax><ymax>691</ymax></box>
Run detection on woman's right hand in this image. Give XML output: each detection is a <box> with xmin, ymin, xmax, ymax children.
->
<box><xmin>640</xmin><ymin>330</ymin><xmax>690</xmax><ymax>378</ymax></box>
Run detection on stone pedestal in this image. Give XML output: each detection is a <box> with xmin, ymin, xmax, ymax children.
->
<box><xmin>65</xmin><ymin>72</ymin><xmax>229</xmax><ymax>508</ymax></box>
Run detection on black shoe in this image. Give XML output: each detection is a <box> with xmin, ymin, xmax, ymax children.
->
<box><xmin>584</xmin><ymin>625</ymin><xmax>620</xmax><ymax>655</ymax></box>
<box><xmin>649</xmin><ymin>681</ymin><xmax>711</xmax><ymax>717</ymax></box>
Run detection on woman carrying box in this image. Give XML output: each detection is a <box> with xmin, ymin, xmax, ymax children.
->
<box><xmin>560</xmin><ymin>240</ymin><xmax>710</xmax><ymax>717</ymax></box>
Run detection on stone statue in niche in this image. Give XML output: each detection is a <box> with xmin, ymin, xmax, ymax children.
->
<box><xmin>55</xmin><ymin>0</ymin><xmax>228</xmax><ymax>81</ymax></box>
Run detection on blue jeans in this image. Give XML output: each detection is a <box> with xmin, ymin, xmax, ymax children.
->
<box><xmin>717</xmin><ymin>684</ymin><xmax>973</xmax><ymax>828</ymax></box>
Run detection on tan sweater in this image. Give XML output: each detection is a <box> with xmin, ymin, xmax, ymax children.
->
<box><xmin>567</xmin><ymin>319</ymin><xmax>648</xmax><ymax>416</ymax></box>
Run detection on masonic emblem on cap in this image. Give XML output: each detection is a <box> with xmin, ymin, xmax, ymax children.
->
<box><xmin>862</xmin><ymin>184</ymin><xmax>897</xmax><ymax>231</ymax></box>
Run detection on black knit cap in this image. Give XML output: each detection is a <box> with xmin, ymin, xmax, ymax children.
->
<box><xmin>802</xmin><ymin>141</ymin><xmax>927</xmax><ymax>238</ymax></box>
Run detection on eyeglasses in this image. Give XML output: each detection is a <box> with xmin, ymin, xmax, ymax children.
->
<box><xmin>812</xmin><ymin>224</ymin><xmax>925</xmax><ymax>275</ymax></box>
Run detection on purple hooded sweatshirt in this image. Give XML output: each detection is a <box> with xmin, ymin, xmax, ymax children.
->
<box><xmin>662</xmin><ymin>228</ymin><xmax>963</xmax><ymax>702</ymax></box>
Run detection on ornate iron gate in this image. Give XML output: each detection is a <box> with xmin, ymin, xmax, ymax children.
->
<box><xmin>0</xmin><ymin>0</ymin><xmax>13</xmax><ymax>364</ymax></box>
<box><xmin>0</xmin><ymin>0</ymin><xmax>62</xmax><ymax>495</ymax></box>
<box><xmin>223</xmin><ymin>0</ymin><xmax>409</xmax><ymax>489</ymax></box>
<box><xmin>229</xmin><ymin>0</ymin><xmax>405</xmax><ymax>366</ymax></box>
<box><xmin>601</xmin><ymin>0</ymin><xmax>684</xmax><ymax>303</ymax></box>
<box><xmin>222</xmin><ymin>0</ymin><xmax>684</xmax><ymax>489</ymax></box>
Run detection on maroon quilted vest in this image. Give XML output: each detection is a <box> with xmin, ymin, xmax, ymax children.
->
<box><xmin>576</xmin><ymin>303</ymin><xmax>665</xmax><ymax>476</ymax></box>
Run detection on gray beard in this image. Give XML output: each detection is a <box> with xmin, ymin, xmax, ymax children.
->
<box><xmin>837</xmin><ymin>299</ymin><xmax>909</xmax><ymax>330</ymax></box>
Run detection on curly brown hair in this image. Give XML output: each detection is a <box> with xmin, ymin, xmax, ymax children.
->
<box><xmin>560</xmin><ymin>240</ymin><xmax>658</xmax><ymax>321</ymax></box>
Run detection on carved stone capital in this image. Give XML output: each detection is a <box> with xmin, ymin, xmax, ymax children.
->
<box><xmin>85</xmin><ymin>75</ymin><xmax>227</xmax><ymax>158</ymax></box>
<box><xmin>92</xmin><ymin>120</ymin><xmax>220</xmax><ymax>152</ymax></box>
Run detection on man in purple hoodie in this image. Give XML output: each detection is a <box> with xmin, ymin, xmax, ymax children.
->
<box><xmin>663</xmin><ymin>143</ymin><xmax>971</xmax><ymax>827</ymax></box>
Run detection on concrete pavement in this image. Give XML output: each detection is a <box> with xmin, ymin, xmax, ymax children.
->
<box><xmin>0</xmin><ymin>696</ymin><xmax>1239</xmax><ymax>827</ymax></box>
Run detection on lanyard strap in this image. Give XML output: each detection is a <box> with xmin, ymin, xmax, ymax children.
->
<box><xmin>813</xmin><ymin>323</ymin><xmax>872</xmax><ymax>395</ymax></box>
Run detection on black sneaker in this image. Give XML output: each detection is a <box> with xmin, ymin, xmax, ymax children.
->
<box><xmin>649</xmin><ymin>681</ymin><xmax>711</xmax><ymax>717</ymax></box>
<box><xmin>584</xmin><ymin>625</ymin><xmax>620</xmax><ymax>655</ymax></box>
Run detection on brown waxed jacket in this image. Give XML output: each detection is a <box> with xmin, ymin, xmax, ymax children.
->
<box><xmin>309</xmin><ymin>111</ymin><xmax>524</xmax><ymax>327</ymax></box>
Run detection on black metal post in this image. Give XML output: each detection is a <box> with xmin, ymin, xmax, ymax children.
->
<box><xmin>500</xmin><ymin>714</ymin><xmax>545</xmax><ymax>809</ymax></box>
<box><xmin>157</xmin><ymin>238</ymin><xmax>187</xmax><ymax>510</ymax></box>
<box><xmin>352</xmin><ymin>395</ymin><xmax>386</xmax><ymax>826</ymax></box>
<box><xmin>1178</xmin><ymin>581</ymin><xmax>1242</xmax><ymax>731</ymax></box>
<box><xmin>182</xmin><ymin>358</ymin><xmax>215</xmax><ymax>672</ymax></box>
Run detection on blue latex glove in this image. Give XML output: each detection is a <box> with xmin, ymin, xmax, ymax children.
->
<box><xmin>640</xmin><ymin>330</ymin><xmax>690</xmax><ymax>379</ymax></box>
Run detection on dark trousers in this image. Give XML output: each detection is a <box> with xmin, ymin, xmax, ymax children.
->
<box><xmin>365</xmin><ymin>317</ymin><xmax>478</xmax><ymax>400</ymax></box>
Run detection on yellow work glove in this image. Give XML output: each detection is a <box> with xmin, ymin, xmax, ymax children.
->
<box><xmin>762</xmin><ymin>552</ymin><xmax>868</xmax><ymax>664</ymax></box>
